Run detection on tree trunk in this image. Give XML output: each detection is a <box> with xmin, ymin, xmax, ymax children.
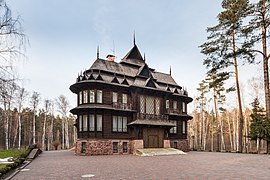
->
<box><xmin>42</xmin><ymin>113</ymin><xmax>46</xmax><ymax>151</ymax></box>
<box><xmin>18</xmin><ymin>113</ymin><xmax>22</xmax><ymax>149</ymax></box>
<box><xmin>65</xmin><ymin>118</ymin><xmax>69</xmax><ymax>149</ymax></box>
<box><xmin>12</xmin><ymin>111</ymin><xmax>19</xmax><ymax>148</ymax></box>
<box><xmin>220</xmin><ymin>117</ymin><xmax>226</xmax><ymax>151</ymax></box>
<box><xmin>62</xmin><ymin>118</ymin><xmax>65</xmax><ymax>149</ymax></box>
<box><xmin>33</xmin><ymin>110</ymin><xmax>36</xmax><ymax>144</ymax></box>
<box><xmin>232</xmin><ymin>29</ymin><xmax>244</xmax><ymax>153</ymax></box>
<box><xmin>227</xmin><ymin>114</ymin><xmax>233</xmax><ymax>151</ymax></box>
<box><xmin>4</xmin><ymin>107</ymin><xmax>9</xmax><ymax>150</ymax></box>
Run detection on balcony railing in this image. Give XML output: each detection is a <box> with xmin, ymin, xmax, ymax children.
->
<box><xmin>135</xmin><ymin>113</ymin><xmax>168</xmax><ymax>121</ymax></box>
<box><xmin>112</xmin><ymin>102</ymin><xmax>132</xmax><ymax>110</ymax></box>
<box><xmin>166</xmin><ymin>108</ymin><xmax>184</xmax><ymax>115</ymax></box>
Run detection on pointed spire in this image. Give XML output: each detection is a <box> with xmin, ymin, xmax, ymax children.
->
<box><xmin>143</xmin><ymin>53</ymin><xmax>146</xmax><ymax>62</ymax></box>
<box><xmin>97</xmin><ymin>46</ymin><xmax>100</xmax><ymax>59</ymax></box>
<box><xmin>133</xmin><ymin>31</ymin><xmax>136</xmax><ymax>46</ymax></box>
<box><xmin>169</xmin><ymin>66</ymin><xmax>171</xmax><ymax>76</ymax></box>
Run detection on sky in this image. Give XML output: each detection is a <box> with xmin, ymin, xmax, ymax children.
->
<box><xmin>7</xmin><ymin>0</ymin><xmax>261</xmax><ymax>110</ymax></box>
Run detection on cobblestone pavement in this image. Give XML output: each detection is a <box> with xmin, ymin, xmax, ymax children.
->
<box><xmin>10</xmin><ymin>150</ymin><xmax>270</xmax><ymax>180</ymax></box>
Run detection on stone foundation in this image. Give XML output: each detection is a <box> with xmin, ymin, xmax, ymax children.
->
<box><xmin>75</xmin><ymin>139</ymin><xmax>189</xmax><ymax>155</ymax></box>
<box><xmin>75</xmin><ymin>139</ymin><xmax>131</xmax><ymax>156</ymax></box>
<box><xmin>171</xmin><ymin>139</ymin><xmax>189</xmax><ymax>152</ymax></box>
<box><xmin>163</xmin><ymin>140</ymin><xmax>171</xmax><ymax>148</ymax></box>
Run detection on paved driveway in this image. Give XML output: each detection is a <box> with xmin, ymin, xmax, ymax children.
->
<box><xmin>11</xmin><ymin>150</ymin><xmax>270</xmax><ymax>179</ymax></box>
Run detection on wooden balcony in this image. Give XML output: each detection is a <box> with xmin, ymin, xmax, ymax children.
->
<box><xmin>135</xmin><ymin>113</ymin><xmax>169</xmax><ymax>121</ymax></box>
<box><xmin>112</xmin><ymin>102</ymin><xmax>132</xmax><ymax>111</ymax></box>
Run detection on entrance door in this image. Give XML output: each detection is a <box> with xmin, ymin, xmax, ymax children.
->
<box><xmin>143</xmin><ymin>128</ymin><xmax>164</xmax><ymax>148</ymax></box>
<box><xmin>148</xmin><ymin>135</ymin><xmax>159</xmax><ymax>148</ymax></box>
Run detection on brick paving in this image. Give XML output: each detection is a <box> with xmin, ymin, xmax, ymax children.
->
<box><xmin>11</xmin><ymin>150</ymin><xmax>270</xmax><ymax>180</ymax></box>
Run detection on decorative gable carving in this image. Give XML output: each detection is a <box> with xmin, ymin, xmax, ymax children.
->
<box><xmin>146</xmin><ymin>78</ymin><xmax>156</xmax><ymax>88</ymax></box>
<box><xmin>111</xmin><ymin>76</ymin><xmax>120</xmax><ymax>84</ymax></box>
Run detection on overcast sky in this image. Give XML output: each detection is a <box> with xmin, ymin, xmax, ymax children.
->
<box><xmin>7</xmin><ymin>0</ymin><xmax>260</xmax><ymax>109</ymax></box>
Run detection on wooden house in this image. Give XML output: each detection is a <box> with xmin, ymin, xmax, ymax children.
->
<box><xmin>70</xmin><ymin>41</ymin><xmax>193</xmax><ymax>155</ymax></box>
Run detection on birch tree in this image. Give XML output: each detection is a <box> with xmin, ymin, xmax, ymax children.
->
<box><xmin>41</xmin><ymin>99</ymin><xmax>50</xmax><ymax>150</ymax></box>
<box><xmin>15</xmin><ymin>87</ymin><xmax>28</xmax><ymax>149</ymax></box>
<box><xmin>30</xmin><ymin>91</ymin><xmax>40</xmax><ymax>145</ymax></box>
<box><xmin>57</xmin><ymin>95</ymin><xmax>70</xmax><ymax>149</ymax></box>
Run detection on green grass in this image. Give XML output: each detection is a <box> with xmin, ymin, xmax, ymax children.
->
<box><xmin>0</xmin><ymin>149</ymin><xmax>31</xmax><ymax>177</ymax></box>
<box><xmin>0</xmin><ymin>149</ymin><xmax>27</xmax><ymax>158</ymax></box>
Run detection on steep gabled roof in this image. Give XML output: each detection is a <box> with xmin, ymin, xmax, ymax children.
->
<box><xmin>120</xmin><ymin>44</ymin><xmax>145</xmax><ymax>67</ymax></box>
<box><xmin>122</xmin><ymin>44</ymin><xmax>144</xmax><ymax>61</ymax></box>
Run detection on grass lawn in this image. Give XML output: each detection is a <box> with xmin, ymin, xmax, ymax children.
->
<box><xmin>0</xmin><ymin>149</ymin><xmax>30</xmax><ymax>177</ymax></box>
<box><xmin>0</xmin><ymin>149</ymin><xmax>27</xmax><ymax>158</ymax></box>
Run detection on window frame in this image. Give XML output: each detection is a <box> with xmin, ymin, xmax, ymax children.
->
<box><xmin>83</xmin><ymin>90</ymin><xmax>88</xmax><ymax>103</ymax></box>
<box><xmin>182</xmin><ymin>121</ymin><xmax>186</xmax><ymax>134</ymax></box>
<box><xmin>96</xmin><ymin>114</ymin><xmax>102</xmax><ymax>132</ymax></box>
<box><xmin>79</xmin><ymin>91</ymin><xmax>83</xmax><ymax>104</ymax></box>
<box><xmin>112</xmin><ymin>92</ymin><xmax>118</xmax><ymax>103</ymax></box>
<box><xmin>89</xmin><ymin>90</ymin><xmax>95</xmax><ymax>103</ymax></box>
<box><xmin>182</xmin><ymin>102</ymin><xmax>186</xmax><ymax>113</ymax></box>
<box><xmin>97</xmin><ymin>90</ymin><xmax>103</xmax><ymax>103</ymax></box>
<box><xmin>82</xmin><ymin>115</ymin><xmax>88</xmax><ymax>131</ymax></box>
<box><xmin>170</xmin><ymin>120</ymin><xmax>177</xmax><ymax>134</ymax></box>
<box><xmin>112</xmin><ymin>115</ymin><xmax>128</xmax><ymax>133</ymax></box>
<box><xmin>122</xmin><ymin>93</ymin><xmax>127</xmax><ymax>104</ymax></box>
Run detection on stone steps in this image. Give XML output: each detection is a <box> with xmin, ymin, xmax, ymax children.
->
<box><xmin>135</xmin><ymin>148</ymin><xmax>187</xmax><ymax>156</ymax></box>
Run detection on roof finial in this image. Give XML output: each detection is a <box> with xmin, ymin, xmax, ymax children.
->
<box><xmin>133</xmin><ymin>31</ymin><xmax>136</xmax><ymax>46</ymax></box>
<box><xmin>169</xmin><ymin>66</ymin><xmax>171</xmax><ymax>76</ymax></box>
<box><xmin>97</xmin><ymin>46</ymin><xmax>99</xmax><ymax>59</ymax></box>
<box><xmin>144</xmin><ymin>53</ymin><xmax>146</xmax><ymax>62</ymax></box>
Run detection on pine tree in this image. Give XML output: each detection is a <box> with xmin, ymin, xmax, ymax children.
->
<box><xmin>200</xmin><ymin>0</ymin><xmax>253</xmax><ymax>152</ymax></box>
<box><xmin>250</xmin><ymin>98</ymin><xmax>267</xmax><ymax>153</ymax></box>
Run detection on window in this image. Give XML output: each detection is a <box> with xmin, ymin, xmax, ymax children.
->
<box><xmin>113</xmin><ymin>92</ymin><xmax>118</xmax><ymax>103</ymax></box>
<box><xmin>140</xmin><ymin>95</ymin><xmax>161</xmax><ymax>115</ymax></box>
<box><xmin>79</xmin><ymin>91</ymin><xmax>83</xmax><ymax>104</ymax></box>
<box><xmin>83</xmin><ymin>90</ymin><xmax>88</xmax><ymax>103</ymax></box>
<box><xmin>89</xmin><ymin>114</ymin><xmax>95</xmax><ymax>131</ymax></box>
<box><xmin>182</xmin><ymin>121</ymin><xmax>186</xmax><ymax>134</ymax></box>
<box><xmin>140</xmin><ymin>96</ymin><xmax>145</xmax><ymax>113</ymax></box>
<box><xmin>97</xmin><ymin>90</ymin><xmax>102</xmax><ymax>103</ymax></box>
<box><xmin>81</xmin><ymin>142</ymin><xmax>86</xmax><ymax>153</ymax></box>
<box><xmin>122</xmin><ymin>94</ymin><xmax>127</xmax><ymax>104</ymax></box>
<box><xmin>182</xmin><ymin>102</ymin><xmax>186</xmax><ymax>113</ymax></box>
<box><xmin>97</xmin><ymin>115</ymin><xmax>102</xmax><ymax>131</ymax></box>
<box><xmin>83</xmin><ymin>115</ymin><xmax>88</xmax><ymax>131</ymax></box>
<box><xmin>122</xmin><ymin>117</ymin><xmax>127</xmax><ymax>132</ymax></box>
<box><xmin>79</xmin><ymin>115</ymin><xmax>82</xmax><ymax>132</ymax></box>
<box><xmin>173</xmin><ymin>101</ymin><xmax>177</xmax><ymax>110</ymax></box>
<box><xmin>118</xmin><ymin>116</ymin><xmax>123</xmax><ymax>132</ymax></box>
<box><xmin>170</xmin><ymin>120</ymin><xmax>177</xmax><ymax>134</ymax></box>
<box><xmin>123</xmin><ymin>142</ymin><xmax>128</xmax><ymax>153</ymax></box>
<box><xmin>166</xmin><ymin>100</ymin><xmax>169</xmax><ymax>109</ymax></box>
<box><xmin>90</xmin><ymin>90</ymin><xmax>95</xmax><ymax>103</ymax></box>
<box><xmin>113</xmin><ymin>116</ymin><xmax>117</xmax><ymax>132</ymax></box>
<box><xmin>173</xmin><ymin>141</ymin><xmax>177</xmax><ymax>149</ymax></box>
<box><xmin>146</xmin><ymin>96</ymin><xmax>154</xmax><ymax>114</ymax></box>
<box><xmin>112</xmin><ymin>116</ymin><xmax>128</xmax><ymax>132</ymax></box>
<box><xmin>113</xmin><ymin>142</ymin><xmax>118</xmax><ymax>153</ymax></box>
<box><xmin>155</xmin><ymin>98</ymin><xmax>160</xmax><ymax>115</ymax></box>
